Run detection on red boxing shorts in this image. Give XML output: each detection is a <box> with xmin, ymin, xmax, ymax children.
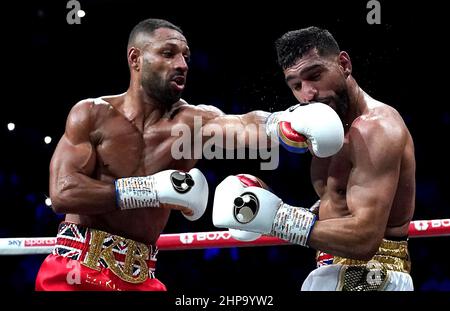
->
<box><xmin>35</xmin><ymin>222</ymin><xmax>166</xmax><ymax>291</ymax></box>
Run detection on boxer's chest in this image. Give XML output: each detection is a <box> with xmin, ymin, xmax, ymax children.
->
<box><xmin>93</xmin><ymin>115</ymin><xmax>196</xmax><ymax>178</ymax></box>
<box><xmin>310</xmin><ymin>140</ymin><xmax>352</xmax><ymax>218</ymax></box>
<box><xmin>311</xmin><ymin>137</ymin><xmax>352</xmax><ymax>197</ymax></box>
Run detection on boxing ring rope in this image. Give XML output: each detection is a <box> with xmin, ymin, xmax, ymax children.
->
<box><xmin>1</xmin><ymin>219</ymin><xmax>449</xmax><ymax>255</ymax></box>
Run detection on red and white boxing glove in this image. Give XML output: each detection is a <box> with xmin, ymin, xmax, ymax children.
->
<box><xmin>115</xmin><ymin>168</ymin><xmax>208</xmax><ymax>221</ymax></box>
<box><xmin>213</xmin><ymin>174</ymin><xmax>316</xmax><ymax>246</ymax></box>
<box><xmin>266</xmin><ymin>102</ymin><xmax>344</xmax><ymax>157</ymax></box>
<box><xmin>225</xmin><ymin>174</ymin><xmax>266</xmax><ymax>241</ymax></box>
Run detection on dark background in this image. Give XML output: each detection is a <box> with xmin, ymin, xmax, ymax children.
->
<box><xmin>0</xmin><ymin>0</ymin><xmax>449</xmax><ymax>294</ymax></box>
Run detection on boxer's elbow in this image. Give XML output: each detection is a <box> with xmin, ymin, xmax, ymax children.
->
<box><xmin>338</xmin><ymin>241</ymin><xmax>378</xmax><ymax>261</ymax></box>
<box><xmin>352</xmin><ymin>241</ymin><xmax>379</xmax><ymax>261</ymax></box>
<box><xmin>50</xmin><ymin>176</ymin><xmax>78</xmax><ymax>213</ymax></box>
<box><xmin>350</xmin><ymin>231</ymin><xmax>382</xmax><ymax>260</ymax></box>
<box><xmin>50</xmin><ymin>199</ymin><xmax>64</xmax><ymax>214</ymax></box>
<box><xmin>50</xmin><ymin>191</ymin><xmax>74</xmax><ymax>214</ymax></box>
<box><xmin>337</xmin><ymin>215</ymin><xmax>383</xmax><ymax>260</ymax></box>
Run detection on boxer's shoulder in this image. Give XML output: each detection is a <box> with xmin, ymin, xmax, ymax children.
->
<box><xmin>66</xmin><ymin>96</ymin><xmax>126</xmax><ymax>138</ymax></box>
<box><xmin>69</xmin><ymin>96</ymin><xmax>116</xmax><ymax>117</ymax></box>
<box><xmin>66</xmin><ymin>98</ymin><xmax>95</xmax><ymax>126</ymax></box>
<box><xmin>360</xmin><ymin>95</ymin><xmax>404</xmax><ymax>126</ymax></box>
<box><xmin>351</xmin><ymin>97</ymin><xmax>404</xmax><ymax>136</ymax></box>
<box><xmin>349</xmin><ymin>104</ymin><xmax>407</xmax><ymax>159</ymax></box>
<box><xmin>170</xmin><ymin>99</ymin><xmax>224</xmax><ymax>122</ymax></box>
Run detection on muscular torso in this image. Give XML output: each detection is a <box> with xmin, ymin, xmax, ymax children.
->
<box><xmin>66</xmin><ymin>96</ymin><xmax>198</xmax><ymax>244</ymax></box>
<box><xmin>311</xmin><ymin>101</ymin><xmax>416</xmax><ymax>239</ymax></box>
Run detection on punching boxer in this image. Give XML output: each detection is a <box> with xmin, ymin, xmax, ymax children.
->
<box><xmin>213</xmin><ymin>26</ymin><xmax>415</xmax><ymax>291</ymax></box>
<box><xmin>35</xmin><ymin>18</ymin><xmax>256</xmax><ymax>291</ymax></box>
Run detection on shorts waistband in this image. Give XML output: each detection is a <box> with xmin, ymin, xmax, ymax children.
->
<box><xmin>53</xmin><ymin>222</ymin><xmax>158</xmax><ymax>284</ymax></box>
<box><xmin>317</xmin><ymin>239</ymin><xmax>411</xmax><ymax>273</ymax></box>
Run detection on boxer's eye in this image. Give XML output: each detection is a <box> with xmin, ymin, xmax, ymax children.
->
<box><xmin>293</xmin><ymin>82</ymin><xmax>302</xmax><ymax>91</ymax></box>
<box><xmin>309</xmin><ymin>72</ymin><xmax>321</xmax><ymax>81</ymax></box>
<box><xmin>162</xmin><ymin>50</ymin><xmax>174</xmax><ymax>58</ymax></box>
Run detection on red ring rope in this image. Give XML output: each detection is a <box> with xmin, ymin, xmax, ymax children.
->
<box><xmin>0</xmin><ymin>219</ymin><xmax>448</xmax><ymax>255</ymax></box>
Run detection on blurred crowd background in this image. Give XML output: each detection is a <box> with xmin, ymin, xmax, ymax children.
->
<box><xmin>0</xmin><ymin>0</ymin><xmax>449</xmax><ymax>293</ymax></box>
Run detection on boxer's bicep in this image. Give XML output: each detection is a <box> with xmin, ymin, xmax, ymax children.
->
<box><xmin>346</xmin><ymin>119</ymin><xmax>406</xmax><ymax>242</ymax></box>
<box><xmin>51</xmin><ymin>136</ymin><xmax>96</xmax><ymax>186</ymax></box>
<box><xmin>50</xmin><ymin>102</ymin><xmax>96</xmax><ymax>195</ymax></box>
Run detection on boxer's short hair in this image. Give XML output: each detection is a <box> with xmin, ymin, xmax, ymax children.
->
<box><xmin>275</xmin><ymin>26</ymin><xmax>340</xmax><ymax>70</ymax></box>
<box><xmin>128</xmin><ymin>18</ymin><xmax>183</xmax><ymax>49</ymax></box>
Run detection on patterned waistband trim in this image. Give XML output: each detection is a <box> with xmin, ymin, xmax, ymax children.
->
<box><xmin>53</xmin><ymin>222</ymin><xmax>158</xmax><ymax>283</ymax></box>
<box><xmin>317</xmin><ymin>239</ymin><xmax>411</xmax><ymax>273</ymax></box>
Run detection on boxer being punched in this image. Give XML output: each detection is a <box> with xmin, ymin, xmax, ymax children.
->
<box><xmin>214</xmin><ymin>27</ymin><xmax>415</xmax><ymax>291</ymax></box>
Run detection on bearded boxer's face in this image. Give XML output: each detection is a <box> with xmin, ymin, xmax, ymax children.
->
<box><xmin>140</xmin><ymin>28</ymin><xmax>190</xmax><ymax>108</ymax></box>
<box><xmin>284</xmin><ymin>48</ymin><xmax>350</xmax><ymax>120</ymax></box>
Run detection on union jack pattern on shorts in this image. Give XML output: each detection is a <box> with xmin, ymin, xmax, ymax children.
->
<box><xmin>53</xmin><ymin>222</ymin><xmax>158</xmax><ymax>279</ymax></box>
<box><xmin>316</xmin><ymin>251</ymin><xmax>334</xmax><ymax>267</ymax></box>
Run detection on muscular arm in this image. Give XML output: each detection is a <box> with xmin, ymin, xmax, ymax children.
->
<box><xmin>198</xmin><ymin>105</ymin><xmax>270</xmax><ymax>149</ymax></box>
<box><xmin>308</xmin><ymin>116</ymin><xmax>406</xmax><ymax>260</ymax></box>
<box><xmin>49</xmin><ymin>100</ymin><xmax>116</xmax><ymax>215</ymax></box>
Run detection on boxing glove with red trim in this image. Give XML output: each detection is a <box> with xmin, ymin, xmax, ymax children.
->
<box><xmin>225</xmin><ymin>174</ymin><xmax>266</xmax><ymax>241</ymax></box>
<box><xmin>213</xmin><ymin>174</ymin><xmax>316</xmax><ymax>246</ymax></box>
<box><xmin>266</xmin><ymin>102</ymin><xmax>344</xmax><ymax>157</ymax></box>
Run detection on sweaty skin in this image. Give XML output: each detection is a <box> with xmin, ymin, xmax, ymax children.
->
<box><xmin>49</xmin><ymin>28</ymin><xmax>268</xmax><ymax>245</ymax></box>
<box><xmin>284</xmin><ymin>49</ymin><xmax>415</xmax><ymax>260</ymax></box>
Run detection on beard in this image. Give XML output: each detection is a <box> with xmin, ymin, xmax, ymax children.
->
<box><xmin>141</xmin><ymin>69</ymin><xmax>182</xmax><ymax>109</ymax></box>
<box><xmin>317</xmin><ymin>87</ymin><xmax>350</xmax><ymax>121</ymax></box>
<box><xmin>333</xmin><ymin>88</ymin><xmax>350</xmax><ymax>120</ymax></box>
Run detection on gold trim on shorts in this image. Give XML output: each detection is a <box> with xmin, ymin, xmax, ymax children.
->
<box><xmin>332</xmin><ymin>239</ymin><xmax>410</xmax><ymax>291</ymax></box>
<box><xmin>333</xmin><ymin>239</ymin><xmax>411</xmax><ymax>273</ymax></box>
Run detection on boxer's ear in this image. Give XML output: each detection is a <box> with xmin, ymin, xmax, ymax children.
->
<box><xmin>128</xmin><ymin>47</ymin><xmax>141</xmax><ymax>71</ymax></box>
<box><xmin>338</xmin><ymin>51</ymin><xmax>352</xmax><ymax>77</ymax></box>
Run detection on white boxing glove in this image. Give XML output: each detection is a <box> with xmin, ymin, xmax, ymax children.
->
<box><xmin>228</xmin><ymin>228</ymin><xmax>261</xmax><ymax>242</ymax></box>
<box><xmin>266</xmin><ymin>102</ymin><xmax>344</xmax><ymax>158</ymax></box>
<box><xmin>216</xmin><ymin>174</ymin><xmax>267</xmax><ymax>241</ymax></box>
<box><xmin>115</xmin><ymin>168</ymin><xmax>208</xmax><ymax>221</ymax></box>
<box><xmin>213</xmin><ymin>175</ymin><xmax>316</xmax><ymax>246</ymax></box>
